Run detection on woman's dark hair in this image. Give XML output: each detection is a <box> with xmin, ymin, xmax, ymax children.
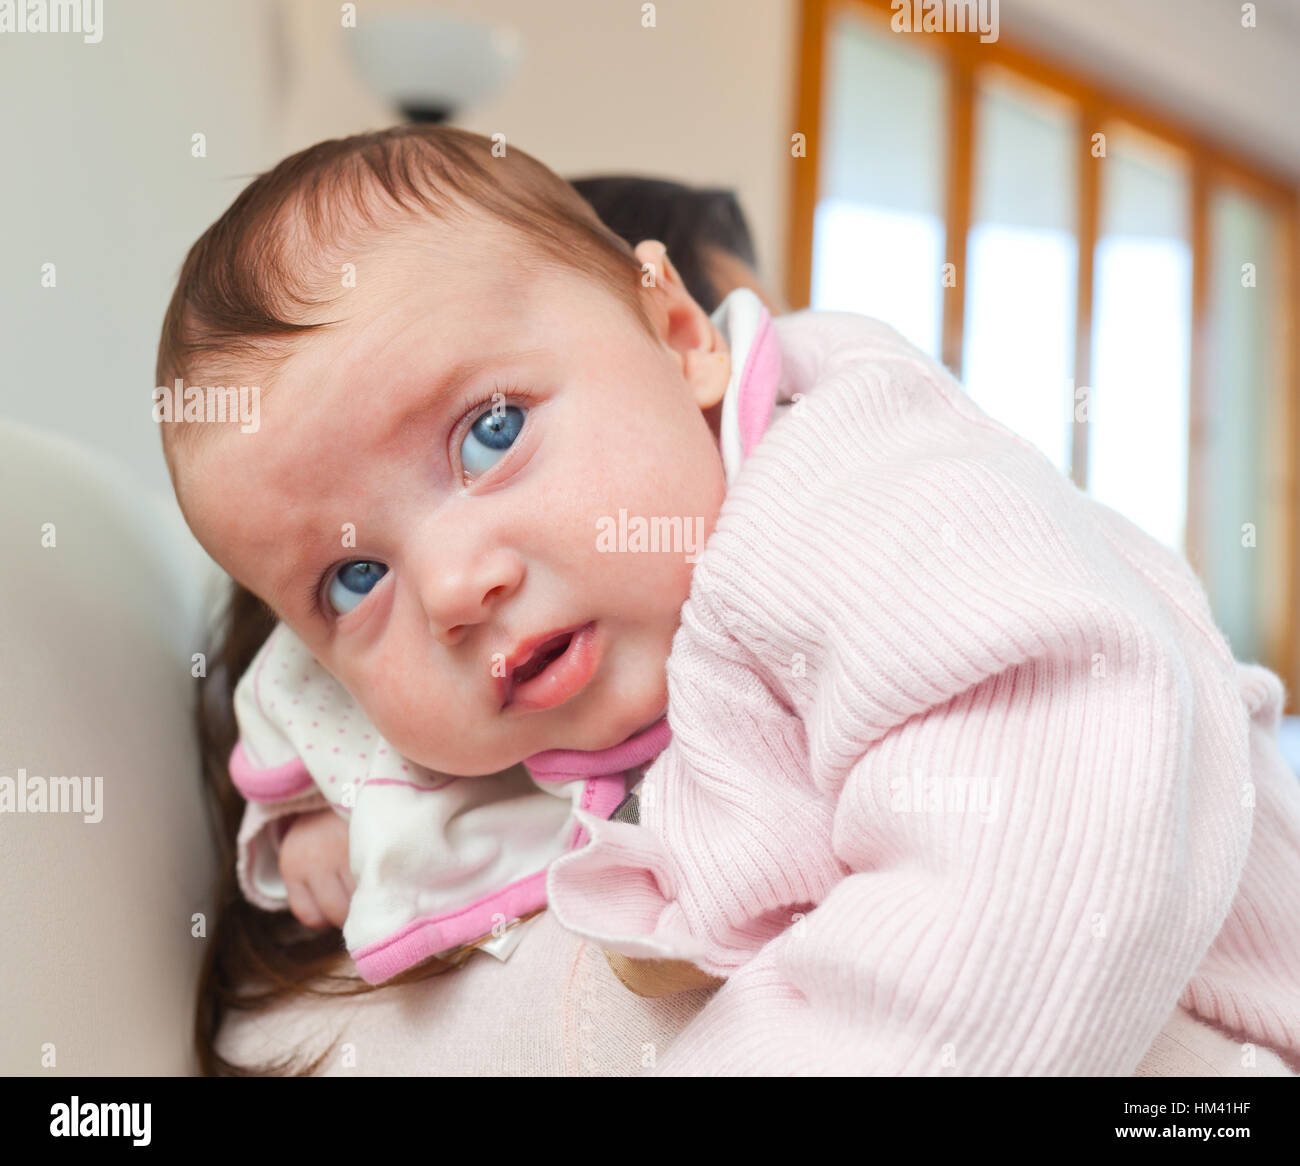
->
<box><xmin>189</xmin><ymin>164</ymin><xmax>761</xmax><ymax>1076</ymax></box>
<box><xmin>569</xmin><ymin>176</ymin><xmax>758</xmax><ymax>314</ymax></box>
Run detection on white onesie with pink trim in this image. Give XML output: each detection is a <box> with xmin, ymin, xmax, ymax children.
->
<box><xmin>229</xmin><ymin>287</ymin><xmax>781</xmax><ymax>984</ymax></box>
<box><xmin>229</xmin><ymin>629</ymin><xmax>671</xmax><ymax>982</ymax></box>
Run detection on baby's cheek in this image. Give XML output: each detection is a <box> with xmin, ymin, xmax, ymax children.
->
<box><xmin>376</xmin><ymin>672</ymin><xmax>437</xmax><ymax>739</ymax></box>
<box><xmin>335</xmin><ymin>658</ymin><xmax>410</xmax><ymax>750</ymax></box>
<box><xmin>360</xmin><ymin>669</ymin><xmax>483</xmax><ymax>772</ymax></box>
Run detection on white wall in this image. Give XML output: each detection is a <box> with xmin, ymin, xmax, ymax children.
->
<box><xmin>0</xmin><ymin>0</ymin><xmax>293</xmax><ymax>504</ymax></box>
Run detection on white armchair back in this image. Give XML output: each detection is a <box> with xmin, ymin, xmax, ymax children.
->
<box><xmin>0</xmin><ymin>418</ymin><xmax>224</xmax><ymax>1074</ymax></box>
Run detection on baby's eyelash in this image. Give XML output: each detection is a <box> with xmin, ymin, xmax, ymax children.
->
<box><xmin>304</xmin><ymin>571</ymin><xmax>327</xmax><ymax>619</ymax></box>
<box><xmin>458</xmin><ymin>380</ymin><xmax>525</xmax><ymax>425</ymax></box>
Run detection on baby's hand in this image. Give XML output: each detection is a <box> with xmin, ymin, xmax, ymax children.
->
<box><xmin>278</xmin><ymin>809</ymin><xmax>355</xmax><ymax>930</ymax></box>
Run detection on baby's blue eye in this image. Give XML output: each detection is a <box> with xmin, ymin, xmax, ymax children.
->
<box><xmin>326</xmin><ymin>560</ymin><xmax>387</xmax><ymax>615</ymax></box>
<box><xmin>461</xmin><ymin>404</ymin><xmax>526</xmax><ymax>477</ymax></box>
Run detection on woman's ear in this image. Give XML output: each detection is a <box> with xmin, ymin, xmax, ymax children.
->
<box><xmin>633</xmin><ymin>240</ymin><xmax>730</xmax><ymax>412</ymax></box>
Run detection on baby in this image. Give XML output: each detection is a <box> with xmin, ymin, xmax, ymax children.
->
<box><xmin>159</xmin><ymin>125</ymin><xmax>1300</xmax><ymax>1075</ymax></box>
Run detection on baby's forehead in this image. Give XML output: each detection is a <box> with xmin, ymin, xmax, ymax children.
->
<box><xmin>305</xmin><ymin>234</ymin><xmax>545</xmax><ymax>367</ymax></box>
<box><xmin>356</xmin><ymin>213</ymin><xmax>538</xmax><ymax>293</ymax></box>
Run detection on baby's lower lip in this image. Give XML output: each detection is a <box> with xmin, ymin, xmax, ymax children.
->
<box><xmin>503</xmin><ymin>622</ymin><xmax>600</xmax><ymax>713</ymax></box>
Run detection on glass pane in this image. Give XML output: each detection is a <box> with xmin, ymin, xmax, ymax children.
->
<box><xmin>1087</xmin><ymin>126</ymin><xmax>1192</xmax><ymax>551</ymax></box>
<box><xmin>1202</xmin><ymin>190</ymin><xmax>1285</xmax><ymax>664</ymax></box>
<box><xmin>962</xmin><ymin>72</ymin><xmax>1078</xmax><ymax>474</ymax></box>
<box><xmin>811</xmin><ymin>7</ymin><xmax>946</xmax><ymax>359</ymax></box>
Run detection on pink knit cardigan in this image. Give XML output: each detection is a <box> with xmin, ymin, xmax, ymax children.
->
<box><xmin>546</xmin><ymin>303</ymin><xmax>1300</xmax><ymax>1075</ymax></box>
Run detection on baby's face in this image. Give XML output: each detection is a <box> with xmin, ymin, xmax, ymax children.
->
<box><xmin>181</xmin><ymin>218</ymin><xmax>730</xmax><ymax>774</ymax></box>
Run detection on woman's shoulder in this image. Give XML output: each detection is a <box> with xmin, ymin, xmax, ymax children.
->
<box><xmin>214</xmin><ymin>909</ymin><xmax>709</xmax><ymax>1076</ymax></box>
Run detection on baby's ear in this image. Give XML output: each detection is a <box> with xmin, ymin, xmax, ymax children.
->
<box><xmin>632</xmin><ymin>240</ymin><xmax>730</xmax><ymax>410</ymax></box>
<box><xmin>633</xmin><ymin>239</ymin><xmax>671</xmax><ymax>287</ymax></box>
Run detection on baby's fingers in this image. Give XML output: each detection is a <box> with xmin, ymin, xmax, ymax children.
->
<box><xmin>285</xmin><ymin>878</ymin><xmax>327</xmax><ymax>930</ymax></box>
<box><xmin>310</xmin><ymin>869</ymin><xmax>352</xmax><ymax>930</ymax></box>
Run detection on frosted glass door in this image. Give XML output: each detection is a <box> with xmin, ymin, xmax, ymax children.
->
<box><xmin>1087</xmin><ymin>127</ymin><xmax>1192</xmax><ymax>551</ymax></box>
<box><xmin>962</xmin><ymin>72</ymin><xmax>1078</xmax><ymax>474</ymax></box>
<box><xmin>812</xmin><ymin>8</ymin><xmax>947</xmax><ymax>360</ymax></box>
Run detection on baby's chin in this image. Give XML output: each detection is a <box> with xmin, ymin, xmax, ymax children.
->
<box><xmin>406</xmin><ymin>706</ymin><xmax>667</xmax><ymax>777</ymax></box>
<box><xmin>565</xmin><ymin>675</ymin><xmax>669</xmax><ymax>754</ymax></box>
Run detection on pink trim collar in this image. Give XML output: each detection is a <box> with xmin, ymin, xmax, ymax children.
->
<box><xmin>714</xmin><ymin>287</ymin><xmax>781</xmax><ymax>483</ymax></box>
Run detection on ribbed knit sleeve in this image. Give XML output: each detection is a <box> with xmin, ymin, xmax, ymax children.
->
<box><xmin>547</xmin><ymin>311</ymin><xmax>1295</xmax><ymax>1075</ymax></box>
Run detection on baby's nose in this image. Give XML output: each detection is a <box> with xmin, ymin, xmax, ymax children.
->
<box><xmin>416</xmin><ymin>549</ymin><xmax>524</xmax><ymax>646</ymax></box>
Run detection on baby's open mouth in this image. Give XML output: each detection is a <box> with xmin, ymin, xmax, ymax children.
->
<box><xmin>501</xmin><ymin>622</ymin><xmax>600</xmax><ymax>713</ymax></box>
<box><xmin>511</xmin><ymin>631</ymin><xmax>574</xmax><ymax>686</ymax></box>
